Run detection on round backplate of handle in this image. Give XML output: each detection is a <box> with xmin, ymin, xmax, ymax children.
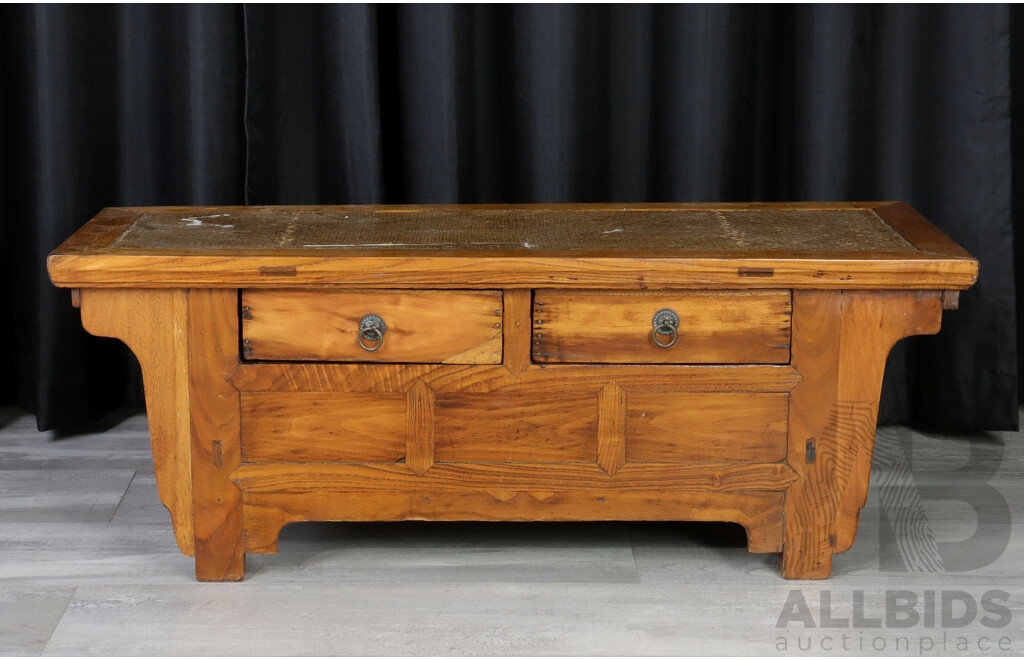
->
<box><xmin>651</xmin><ymin>308</ymin><xmax>679</xmax><ymax>348</ymax></box>
<box><xmin>358</xmin><ymin>314</ymin><xmax>387</xmax><ymax>352</ymax></box>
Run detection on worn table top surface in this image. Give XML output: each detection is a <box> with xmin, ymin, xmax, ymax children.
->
<box><xmin>113</xmin><ymin>206</ymin><xmax>915</xmax><ymax>253</ymax></box>
<box><xmin>48</xmin><ymin>203</ymin><xmax>978</xmax><ymax>290</ymax></box>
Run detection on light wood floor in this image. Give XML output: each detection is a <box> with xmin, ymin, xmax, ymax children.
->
<box><xmin>0</xmin><ymin>406</ymin><xmax>1020</xmax><ymax>656</ymax></box>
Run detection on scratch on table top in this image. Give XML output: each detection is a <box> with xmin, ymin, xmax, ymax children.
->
<box><xmin>302</xmin><ymin>240</ymin><xmax>541</xmax><ymax>249</ymax></box>
<box><xmin>714</xmin><ymin>211</ymin><xmax>746</xmax><ymax>247</ymax></box>
<box><xmin>181</xmin><ymin>214</ymin><xmax>234</xmax><ymax>228</ymax></box>
<box><xmin>277</xmin><ymin>221</ymin><xmax>298</xmax><ymax>247</ymax></box>
<box><xmin>303</xmin><ymin>243</ymin><xmax>422</xmax><ymax>248</ymax></box>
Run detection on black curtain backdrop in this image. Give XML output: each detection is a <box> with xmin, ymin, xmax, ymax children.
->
<box><xmin>0</xmin><ymin>4</ymin><xmax>1015</xmax><ymax>431</ymax></box>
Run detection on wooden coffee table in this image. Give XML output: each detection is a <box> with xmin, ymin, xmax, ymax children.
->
<box><xmin>47</xmin><ymin>203</ymin><xmax>977</xmax><ymax>580</ymax></box>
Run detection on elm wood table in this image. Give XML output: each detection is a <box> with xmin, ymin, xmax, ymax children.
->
<box><xmin>47</xmin><ymin>203</ymin><xmax>977</xmax><ymax>581</ymax></box>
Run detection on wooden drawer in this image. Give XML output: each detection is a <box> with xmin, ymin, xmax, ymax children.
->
<box><xmin>532</xmin><ymin>290</ymin><xmax>791</xmax><ymax>364</ymax></box>
<box><xmin>241</xmin><ymin>289</ymin><xmax>503</xmax><ymax>363</ymax></box>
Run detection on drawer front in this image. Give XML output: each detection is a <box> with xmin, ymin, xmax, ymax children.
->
<box><xmin>532</xmin><ymin>290</ymin><xmax>791</xmax><ymax>364</ymax></box>
<box><xmin>242</xmin><ymin>289</ymin><xmax>503</xmax><ymax>363</ymax></box>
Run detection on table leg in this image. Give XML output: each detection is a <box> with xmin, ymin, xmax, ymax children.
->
<box><xmin>782</xmin><ymin>290</ymin><xmax>943</xmax><ymax>579</ymax></box>
<box><xmin>78</xmin><ymin>288</ymin><xmax>195</xmax><ymax>557</ymax></box>
<box><xmin>188</xmin><ymin>289</ymin><xmax>245</xmax><ymax>581</ymax></box>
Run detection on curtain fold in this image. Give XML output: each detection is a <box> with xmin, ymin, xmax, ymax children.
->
<box><xmin>0</xmin><ymin>4</ymin><xmax>1015</xmax><ymax>431</ymax></box>
<box><xmin>1</xmin><ymin>4</ymin><xmax>245</xmax><ymax>428</ymax></box>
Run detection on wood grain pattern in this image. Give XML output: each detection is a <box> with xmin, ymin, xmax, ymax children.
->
<box><xmin>242</xmin><ymin>289</ymin><xmax>503</xmax><ymax>363</ymax></box>
<box><xmin>227</xmin><ymin>362</ymin><xmax>803</xmax><ymax>394</ymax></box>
<box><xmin>48</xmin><ymin>252</ymin><xmax>979</xmax><ymax>290</ymax></box>
<box><xmin>188</xmin><ymin>289</ymin><xmax>245</xmax><ymax>581</ymax></box>
<box><xmin>432</xmin><ymin>393</ymin><xmax>598</xmax><ymax>463</ymax></box>
<box><xmin>780</xmin><ymin>290</ymin><xmax>944</xmax><ymax>579</ymax></box>
<box><xmin>626</xmin><ymin>393</ymin><xmax>788</xmax><ymax>463</ymax></box>
<box><xmin>241</xmin><ymin>393</ymin><xmax>407</xmax><ymax>463</ymax></box>
<box><xmin>239</xmin><ymin>383</ymin><xmax>792</xmax><ymax>469</ymax></box>
<box><xmin>780</xmin><ymin>291</ymin><xmax>842</xmax><ymax>579</ymax></box>
<box><xmin>240</xmin><ymin>489</ymin><xmax>785</xmax><ymax>555</ymax></box>
<box><xmin>231</xmin><ymin>462</ymin><xmax>798</xmax><ymax>494</ymax></box>
<box><xmin>78</xmin><ymin>288</ymin><xmax>194</xmax><ymax>556</ymax></box>
<box><xmin>47</xmin><ymin>203</ymin><xmax>978</xmax><ymax>291</ymax></box>
<box><xmin>832</xmin><ymin>291</ymin><xmax>943</xmax><ymax>551</ymax></box>
<box><xmin>872</xmin><ymin>202</ymin><xmax>976</xmax><ymax>258</ymax></box>
<box><xmin>533</xmin><ymin>290</ymin><xmax>792</xmax><ymax>363</ymax></box>
<box><xmin>406</xmin><ymin>381</ymin><xmax>435</xmax><ymax>475</ymax></box>
<box><xmin>54</xmin><ymin>207</ymin><xmax>139</xmax><ymax>253</ymax></box>
<box><xmin>596</xmin><ymin>382</ymin><xmax>627</xmax><ymax>476</ymax></box>
<box><xmin>502</xmin><ymin>289</ymin><xmax>532</xmax><ymax>377</ymax></box>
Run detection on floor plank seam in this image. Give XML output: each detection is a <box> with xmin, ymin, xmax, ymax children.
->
<box><xmin>38</xmin><ymin>585</ymin><xmax>78</xmax><ymax>657</ymax></box>
<box><xmin>626</xmin><ymin>524</ymin><xmax>641</xmax><ymax>578</ymax></box>
<box><xmin>108</xmin><ymin>470</ymin><xmax>137</xmax><ymax>522</ymax></box>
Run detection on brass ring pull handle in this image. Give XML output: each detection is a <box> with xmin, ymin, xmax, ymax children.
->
<box><xmin>651</xmin><ymin>308</ymin><xmax>679</xmax><ymax>348</ymax></box>
<box><xmin>357</xmin><ymin>314</ymin><xmax>387</xmax><ymax>352</ymax></box>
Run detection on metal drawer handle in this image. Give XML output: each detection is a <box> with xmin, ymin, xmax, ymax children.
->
<box><xmin>358</xmin><ymin>314</ymin><xmax>387</xmax><ymax>352</ymax></box>
<box><xmin>651</xmin><ymin>308</ymin><xmax>679</xmax><ymax>348</ymax></box>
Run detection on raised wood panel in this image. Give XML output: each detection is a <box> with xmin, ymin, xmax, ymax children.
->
<box><xmin>626</xmin><ymin>393</ymin><xmax>788</xmax><ymax>463</ymax></box>
<box><xmin>241</xmin><ymin>393</ymin><xmax>407</xmax><ymax>463</ymax></box>
<box><xmin>242</xmin><ymin>289</ymin><xmax>503</xmax><ymax>363</ymax></box>
<box><xmin>533</xmin><ymin>290</ymin><xmax>791</xmax><ymax>364</ymax></box>
<box><xmin>242</xmin><ymin>489</ymin><xmax>785</xmax><ymax>555</ymax></box>
<box><xmin>432</xmin><ymin>392</ymin><xmax>598</xmax><ymax>463</ymax></box>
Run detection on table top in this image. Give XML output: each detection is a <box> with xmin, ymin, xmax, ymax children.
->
<box><xmin>48</xmin><ymin>202</ymin><xmax>978</xmax><ymax>290</ymax></box>
<box><xmin>114</xmin><ymin>206</ymin><xmax>915</xmax><ymax>252</ymax></box>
